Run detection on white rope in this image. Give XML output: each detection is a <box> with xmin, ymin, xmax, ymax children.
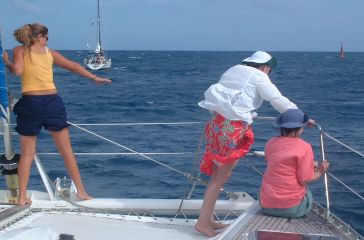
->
<box><xmin>322</xmin><ymin>131</ymin><xmax>364</xmax><ymax>159</ymax></box>
<box><xmin>67</xmin><ymin>121</ymin><xmax>189</xmax><ymax>176</ymax></box>
<box><xmin>18</xmin><ymin>151</ymin><xmax>264</xmax><ymax>157</ymax></box>
<box><xmin>66</xmin><ymin>117</ymin><xmax>275</xmax><ymax>126</ymax></box>
<box><xmin>37</xmin><ymin>152</ymin><xmax>193</xmax><ymax>156</ymax></box>
<box><xmin>7</xmin><ymin>118</ymin><xmax>274</xmax><ymax>127</ymax></box>
<box><xmin>318</xmin><ymin>130</ymin><xmax>364</xmax><ymax>201</ymax></box>
<box><xmin>254</xmin><ymin>116</ymin><xmax>275</xmax><ymax>120</ymax></box>
<box><xmin>67</xmin><ymin>121</ymin><xmax>238</xmax><ymax>198</ymax></box>
<box><xmin>328</xmin><ymin>172</ymin><xmax>364</xmax><ymax>201</ymax></box>
<box><xmin>12</xmin><ymin>118</ymin><xmax>364</xmax><ymax>204</ymax></box>
<box><xmin>66</xmin><ymin>121</ymin><xmax>203</xmax><ymax>126</ymax></box>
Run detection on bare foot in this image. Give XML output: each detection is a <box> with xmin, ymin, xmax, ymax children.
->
<box><xmin>77</xmin><ymin>192</ymin><xmax>93</xmax><ymax>201</ymax></box>
<box><xmin>17</xmin><ymin>197</ymin><xmax>32</xmax><ymax>206</ymax></box>
<box><xmin>194</xmin><ymin>222</ymin><xmax>219</xmax><ymax>237</ymax></box>
<box><xmin>209</xmin><ymin>221</ymin><xmax>229</xmax><ymax>230</ymax></box>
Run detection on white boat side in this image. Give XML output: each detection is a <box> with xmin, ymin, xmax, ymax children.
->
<box><xmin>85</xmin><ymin>57</ymin><xmax>112</xmax><ymax>70</ymax></box>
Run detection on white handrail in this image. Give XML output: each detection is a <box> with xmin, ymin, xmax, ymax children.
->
<box><xmin>316</xmin><ymin>123</ymin><xmax>331</xmax><ymax>220</ymax></box>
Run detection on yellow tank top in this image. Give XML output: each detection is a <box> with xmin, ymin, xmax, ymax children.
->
<box><xmin>21</xmin><ymin>48</ymin><xmax>56</xmax><ymax>93</ymax></box>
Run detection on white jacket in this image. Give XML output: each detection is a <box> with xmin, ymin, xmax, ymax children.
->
<box><xmin>198</xmin><ymin>64</ymin><xmax>297</xmax><ymax>124</ymax></box>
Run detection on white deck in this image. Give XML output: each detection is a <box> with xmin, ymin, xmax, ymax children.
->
<box><xmin>0</xmin><ymin>200</ymin><xmax>363</xmax><ymax>240</ymax></box>
<box><xmin>0</xmin><ymin>190</ymin><xmax>252</xmax><ymax>240</ymax></box>
<box><xmin>22</xmin><ymin>212</ymin><xmax>206</xmax><ymax>240</ymax></box>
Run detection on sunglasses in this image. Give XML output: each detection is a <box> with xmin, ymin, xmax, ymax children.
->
<box><xmin>42</xmin><ymin>35</ymin><xmax>49</xmax><ymax>41</ymax></box>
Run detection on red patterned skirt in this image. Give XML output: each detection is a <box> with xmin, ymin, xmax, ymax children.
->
<box><xmin>200</xmin><ymin>113</ymin><xmax>254</xmax><ymax>176</ymax></box>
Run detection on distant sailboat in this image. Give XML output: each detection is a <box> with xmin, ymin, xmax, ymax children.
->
<box><xmin>340</xmin><ymin>42</ymin><xmax>345</xmax><ymax>58</ymax></box>
<box><xmin>84</xmin><ymin>0</ymin><xmax>112</xmax><ymax>70</ymax></box>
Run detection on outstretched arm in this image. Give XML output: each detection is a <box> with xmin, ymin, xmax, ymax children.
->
<box><xmin>256</xmin><ymin>76</ymin><xmax>297</xmax><ymax>113</ymax></box>
<box><xmin>256</xmin><ymin>76</ymin><xmax>316</xmax><ymax>125</ymax></box>
<box><xmin>51</xmin><ymin>49</ymin><xmax>111</xmax><ymax>85</ymax></box>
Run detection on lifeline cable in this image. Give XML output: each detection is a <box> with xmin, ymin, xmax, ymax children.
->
<box><xmin>67</xmin><ymin>121</ymin><xmax>238</xmax><ymax>199</ymax></box>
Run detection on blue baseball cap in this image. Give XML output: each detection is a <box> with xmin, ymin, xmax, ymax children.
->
<box><xmin>275</xmin><ymin>109</ymin><xmax>309</xmax><ymax>128</ymax></box>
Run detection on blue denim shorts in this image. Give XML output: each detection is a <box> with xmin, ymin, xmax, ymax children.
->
<box><xmin>13</xmin><ymin>94</ymin><xmax>69</xmax><ymax>136</ymax></box>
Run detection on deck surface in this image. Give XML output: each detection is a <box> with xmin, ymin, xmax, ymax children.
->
<box><xmin>0</xmin><ymin>203</ymin><xmax>362</xmax><ymax>240</ymax></box>
<box><xmin>223</xmin><ymin>202</ymin><xmax>362</xmax><ymax>240</ymax></box>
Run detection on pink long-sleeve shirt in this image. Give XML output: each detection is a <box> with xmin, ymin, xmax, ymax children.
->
<box><xmin>260</xmin><ymin>137</ymin><xmax>314</xmax><ymax>208</ymax></box>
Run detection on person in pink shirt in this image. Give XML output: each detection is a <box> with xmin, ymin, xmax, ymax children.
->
<box><xmin>259</xmin><ymin>109</ymin><xmax>329</xmax><ymax>218</ymax></box>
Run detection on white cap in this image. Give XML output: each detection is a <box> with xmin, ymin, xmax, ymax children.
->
<box><xmin>242</xmin><ymin>51</ymin><xmax>277</xmax><ymax>68</ymax></box>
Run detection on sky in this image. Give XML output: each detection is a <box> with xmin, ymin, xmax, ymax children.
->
<box><xmin>1</xmin><ymin>0</ymin><xmax>364</xmax><ymax>52</ymax></box>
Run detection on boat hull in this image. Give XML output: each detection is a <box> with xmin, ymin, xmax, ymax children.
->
<box><xmin>85</xmin><ymin>57</ymin><xmax>112</xmax><ymax>70</ymax></box>
<box><xmin>8</xmin><ymin>190</ymin><xmax>254</xmax><ymax>216</ymax></box>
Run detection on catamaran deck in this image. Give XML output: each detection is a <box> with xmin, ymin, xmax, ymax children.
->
<box><xmin>221</xmin><ymin>202</ymin><xmax>362</xmax><ymax>240</ymax></box>
<box><xmin>0</xmin><ymin>204</ymin><xmax>208</xmax><ymax>240</ymax></box>
<box><xmin>0</xmin><ymin>201</ymin><xmax>362</xmax><ymax>240</ymax></box>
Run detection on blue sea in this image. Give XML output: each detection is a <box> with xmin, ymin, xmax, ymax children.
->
<box><xmin>2</xmin><ymin>51</ymin><xmax>364</xmax><ymax>235</ymax></box>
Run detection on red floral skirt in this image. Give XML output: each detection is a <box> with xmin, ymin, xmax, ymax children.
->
<box><xmin>200</xmin><ymin>113</ymin><xmax>254</xmax><ymax>176</ymax></box>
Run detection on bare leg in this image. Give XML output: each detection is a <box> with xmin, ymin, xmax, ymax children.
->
<box><xmin>50</xmin><ymin>128</ymin><xmax>92</xmax><ymax>200</ymax></box>
<box><xmin>17</xmin><ymin>135</ymin><xmax>37</xmax><ymax>205</ymax></box>
<box><xmin>195</xmin><ymin>162</ymin><xmax>236</xmax><ymax>237</ymax></box>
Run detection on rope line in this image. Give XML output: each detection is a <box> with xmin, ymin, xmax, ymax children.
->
<box><xmin>66</xmin><ymin>121</ymin><xmax>364</xmax><ymax>202</ymax></box>
<box><xmin>68</xmin><ymin>121</ymin><xmax>187</xmax><ymax>176</ymax></box>
<box><xmin>65</xmin><ymin>122</ymin><xmax>204</xmax><ymax>126</ymax></box>
<box><xmin>6</xmin><ymin>119</ymin><xmax>364</xmax><ymax>201</ymax></box>
<box><xmin>37</xmin><ymin>152</ymin><xmax>193</xmax><ymax>156</ymax></box>
<box><xmin>242</xmin><ymin>159</ymin><xmax>264</xmax><ymax>176</ymax></box>
<box><xmin>67</xmin><ymin>121</ymin><xmax>238</xmax><ymax>198</ymax></box>
<box><xmin>185</xmin><ymin>128</ymin><xmax>205</xmax><ymax>200</ymax></box>
<box><xmin>322</xmin><ymin>131</ymin><xmax>364</xmax><ymax>159</ymax></box>
<box><xmin>327</xmin><ymin>172</ymin><xmax>364</xmax><ymax>201</ymax></box>
<box><xmin>65</xmin><ymin>117</ymin><xmax>274</xmax><ymax>126</ymax></box>
<box><xmin>6</xmin><ymin>118</ymin><xmax>273</xmax><ymax>127</ymax></box>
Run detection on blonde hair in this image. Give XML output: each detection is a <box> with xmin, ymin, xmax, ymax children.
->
<box><xmin>13</xmin><ymin>23</ymin><xmax>48</xmax><ymax>48</ymax></box>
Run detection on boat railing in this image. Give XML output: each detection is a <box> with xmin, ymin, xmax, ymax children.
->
<box><xmin>3</xmin><ymin>119</ymin><xmax>364</xmax><ymax>231</ymax></box>
<box><xmin>60</xmin><ymin>120</ymin><xmax>363</xmax><ymax>202</ymax></box>
<box><xmin>28</xmin><ymin>119</ymin><xmax>364</xmax><ymax>205</ymax></box>
<box><xmin>316</xmin><ymin>123</ymin><xmax>364</xmax><ymax>217</ymax></box>
<box><xmin>3</xmin><ymin>119</ymin><xmax>364</xmax><ymax>205</ymax></box>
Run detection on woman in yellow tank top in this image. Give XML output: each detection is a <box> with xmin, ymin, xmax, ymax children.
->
<box><xmin>3</xmin><ymin>23</ymin><xmax>112</xmax><ymax>205</ymax></box>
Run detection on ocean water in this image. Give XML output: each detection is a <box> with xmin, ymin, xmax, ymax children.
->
<box><xmin>2</xmin><ymin>51</ymin><xmax>364</xmax><ymax>235</ymax></box>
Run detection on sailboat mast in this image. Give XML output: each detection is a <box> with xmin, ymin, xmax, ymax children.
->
<box><xmin>0</xmin><ymin>27</ymin><xmax>19</xmax><ymax>203</ymax></box>
<box><xmin>97</xmin><ymin>0</ymin><xmax>102</xmax><ymax>49</ymax></box>
<box><xmin>0</xmin><ymin>29</ymin><xmax>13</xmax><ymax>160</ymax></box>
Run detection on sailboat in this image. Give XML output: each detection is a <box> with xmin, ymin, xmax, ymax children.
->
<box><xmin>1</xmin><ymin>30</ymin><xmax>364</xmax><ymax>240</ymax></box>
<box><xmin>340</xmin><ymin>42</ymin><xmax>345</xmax><ymax>58</ymax></box>
<box><xmin>84</xmin><ymin>0</ymin><xmax>112</xmax><ymax>70</ymax></box>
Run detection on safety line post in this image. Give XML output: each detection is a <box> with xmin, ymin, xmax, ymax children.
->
<box><xmin>316</xmin><ymin>124</ymin><xmax>331</xmax><ymax>220</ymax></box>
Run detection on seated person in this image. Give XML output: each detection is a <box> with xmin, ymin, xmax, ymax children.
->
<box><xmin>259</xmin><ymin>109</ymin><xmax>329</xmax><ymax>218</ymax></box>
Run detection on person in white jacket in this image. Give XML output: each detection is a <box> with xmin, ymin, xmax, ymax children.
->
<box><xmin>195</xmin><ymin>51</ymin><xmax>312</xmax><ymax>237</ymax></box>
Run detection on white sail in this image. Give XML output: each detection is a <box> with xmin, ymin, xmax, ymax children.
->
<box><xmin>95</xmin><ymin>42</ymin><xmax>101</xmax><ymax>53</ymax></box>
